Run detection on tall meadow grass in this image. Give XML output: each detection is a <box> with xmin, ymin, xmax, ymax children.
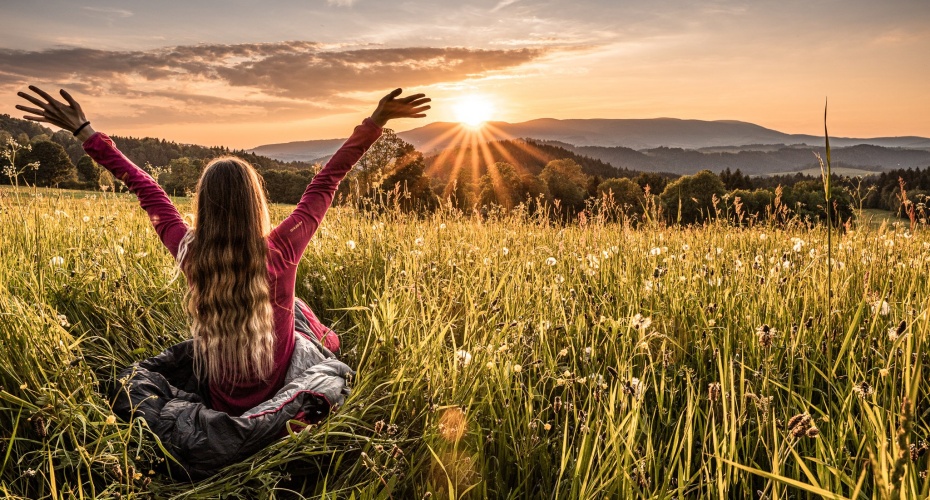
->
<box><xmin>0</xmin><ymin>185</ymin><xmax>928</xmax><ymax>498</ymax></box>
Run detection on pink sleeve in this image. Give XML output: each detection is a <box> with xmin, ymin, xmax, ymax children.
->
<box><xmin>82</xmin><ymin>132</ymin><xmax>189</xmax><ymax>259</ymax></box>
<box><xmin>269</xmin><ymin>118</ymin><xmax>382</xmax><ymax>264</ymax></box>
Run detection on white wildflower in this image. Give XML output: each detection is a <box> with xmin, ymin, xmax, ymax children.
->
<box><xmin>455</xmin><ymin>350</ymin><xmax>472</xmax><ymax>366</ymax></box>
<box><xmin>626</xmin><ymin>377</ymin><xmax>643</xmax><ymax>399</ymax></box>
<box><xmin>631</xmin><ymin>313</ymin><xmax>652</xmax><ymax>331</ymax></box>
<box><xmin>546</xmin><ymin>257</ymin><xmax>557</xmax><ymax>266</ymax></box>
<box><xmin>871</xmin><ymin>300</ymin><xmax>891</xmax><ymax>316</ymax></box>
<box><xmin>346</xmin><ymin>240</ymin><xmax>356</xmax><ymax>250</ymax></box>
<box><xmin>49</xmin><ymin>256</ymin><xmax>64</xmax><ymax>267</ymax></box>
<box><xmin>887</xmin><ymin>327</ymin><xmax>899</xmax><ymax>342</ymax></box>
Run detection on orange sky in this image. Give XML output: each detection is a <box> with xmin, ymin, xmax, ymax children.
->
<box><xmin>1</xmin><ymin>1</ymin><xmax>928</xmax><ymax>149</ymax></box>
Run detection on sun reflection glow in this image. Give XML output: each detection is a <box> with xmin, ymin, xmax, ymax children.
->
<box><xmin>452</xmin><ymin>94</ymin><xmax>495</xmax><ymax>128</ymax></box>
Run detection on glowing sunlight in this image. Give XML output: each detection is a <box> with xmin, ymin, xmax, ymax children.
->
<box><xmin>452</xmin><ymin>94</ymin><xmax>495</xmax><ymax>128</ymax></box>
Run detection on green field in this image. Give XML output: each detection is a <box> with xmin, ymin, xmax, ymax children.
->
<box><xmin>1</xmin><ymin>186</ymin><xmax>928</xmax><ymax>499</ymax></box>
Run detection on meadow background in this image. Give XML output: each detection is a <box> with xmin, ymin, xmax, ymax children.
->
<box><xmin>1</xmin><ymin>183</ymin><xmax>928</xmax><ymax>499</ymax></box>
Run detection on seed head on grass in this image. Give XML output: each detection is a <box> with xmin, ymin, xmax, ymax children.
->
<box><xmin>852</xmin><ymin>381</ymin><xmax>874</xmax><ymax>399</ymax></box>
<box><xmin>787</xmin><ymin>412</ymin><xmax>819</xmax><ymax>439</ymax></box>
<box><xmin>756</xmin><ymin>324</ymin><xmax>776</xmax><ymax>348</ymax></box>
<box><xmin>708</xmin><ymin>382</ymin><xmax>721</xmax><ymax>403</ymax></box>
<box><xmin>887</xmin><ymin>320</ymin><xmax>906</xmax><ymax>341</ymax></box>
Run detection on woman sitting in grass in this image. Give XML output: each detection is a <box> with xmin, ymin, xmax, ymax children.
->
<box><xmin>16</xmin><ymin>85</ymin><xmax>430</xmax><ymax>416</ymax></box>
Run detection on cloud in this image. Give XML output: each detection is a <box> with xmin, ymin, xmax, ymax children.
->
<box><xmin>0</xmin><ymin>41</ymin><xmax>547</xmax><ymax>100</ymax></box>
<box><xmin>81</xmin><ymin>6</ymin><xmax>134</xmax><ymax>18</ymax></box>
<box><xmin>490</xmin><ymin>0</ymin><xmax>521</xmax><ymax>13</ymax></box>
<box><xmin>326</xmin><ymin>0</ymin><xmax>357</xmax><ymax>6</ymax></box>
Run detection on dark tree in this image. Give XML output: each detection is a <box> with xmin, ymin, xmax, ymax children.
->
<box><xmin>540</xmin><ymin>159</ymin><xmax>590</xmax><ymax>215</ymax></box>
<box><xmin>18</xmin><ymin>141</ymin><xmax>76</xmax><ymax>186</ymax></box>
<box><xmin>76</xmin><ymin>155</ymin><xmax>102</xmax><ymax>187</ymax></box>
<box><xmin>381</xmin><ymin>152</ymin><xmax>437</xmax><ymax>213</ymax></box>
<box><xmin>659</xmin><ymin>170</ymin><xmax>727</xmax><ymax>224</ymax></box>
<box><xmin>597</xmin><ymin>177</ymin><xmax>646</xmax><ymax>216</ymax></box>
<box><xmin>633</xmin><ymin>172</ymin><xmax>669</xmax><ymax>195</ymax></box>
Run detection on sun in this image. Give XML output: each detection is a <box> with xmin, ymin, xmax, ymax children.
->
<box><xmin>452</xmin><ymin>94</ymin><xmax>495</xmax><ymax>128</ymax></box>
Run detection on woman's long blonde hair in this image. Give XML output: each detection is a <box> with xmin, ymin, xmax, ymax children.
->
<box><xmin>177</xmin><ymin>156</ymin><xmax>275</xmax><ymax>387</ymax></box>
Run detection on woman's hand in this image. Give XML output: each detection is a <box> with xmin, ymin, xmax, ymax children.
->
<box><xmin>15</xmin><ymin>85</ymin><xmax>97</xmax><ymax>142</ymax></box>
<box><xmin>369</xmin><ymin>88</ymin><xmax>431</xmax><ymax>128</ymax></box>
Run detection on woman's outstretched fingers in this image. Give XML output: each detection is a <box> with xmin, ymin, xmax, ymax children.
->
<box><xmin>400</xmin><ymin>93</ymin><xmax>426</xmax><ymax>104</ymax></box>
<box><xmin>17</xmin><ymin>91</ymin><xmax>49</xmax><ymax>110</ymax></box>
<box><xmin>60</xmin><ymin>89</ymin><xmax>83</xmax><ymax>112</ymax></box>
<box><xmin>28</xmin><ymin>85</ymin><xmax>63</xmax><ymax>108</ymax></box>
<box><xmin>382</xmin><ymin>88</ymin><xmax>403</xmax><ymax>102</ymax></box>
<box><xmin>17</xmin><ymin>86</ymin><xmax>89</xmax><ymax>133</ymax></box>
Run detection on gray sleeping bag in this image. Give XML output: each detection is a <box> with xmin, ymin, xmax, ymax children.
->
<box><xmin>109</xmin><ymin>306</ymin><xmax>352</xmax><ymax>480</ymax></box>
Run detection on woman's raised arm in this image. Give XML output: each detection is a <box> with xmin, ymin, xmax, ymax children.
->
<box><xmin>268</xmin><ymin>88</ymin><xmax>431</xmax><ymax>264</ymax></box>
<box><xmin>17</xmin><ymin>86</ymin><xmax>189</xmax><ymax>258</ymax></box>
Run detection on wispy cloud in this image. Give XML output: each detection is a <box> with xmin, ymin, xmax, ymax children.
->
<box><xmin>80</xmin><ymin>6</ymin><xmax>134</xmax><ymax>18</ymax></box>
<box><xmin>490</xmin><ymin>0</ymin><xmax>521</xmax><ymax>13</ymax></box>
<box><xmin>0</xmin><ymin>40</ymin><xmax>552</xmax><ymax>132</ymax></box>
<box><xmin>326</xmin><ymin>0</ymin><xmax>357</xmax><ymax>6</ymax></box>
<box><xmin>0</xmin><ymin>41</ymin><xmax>548</xmax><ymax>99</ymax></box>
<box><xmin>80</xmin><ymin>5</ymin><xmax>133</xmax><ymax>27</ymax></box>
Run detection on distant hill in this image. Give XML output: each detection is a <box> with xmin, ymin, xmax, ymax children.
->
<box><xmin>250</xmin><ymin>138</ymin><xmax>349</xmax><ymax>164</ymax></box>
<box><xmin>423</xmin><ymin>139</ymin><xmax>639</xmax><ymax>184</ymax></box>
<box><xmin>0</xmin><ymin>114</ymin><xmax>311</xmax><ymax>172</ymax></box>
<box><xmin>564</xmin><ymin>143</ymin><xmax>930</xmax><ymax>176</ymax></box>
<box><xmin>250</xmin><ymin>118</ymin><xmax>930</xmax><ymax>161</ymax></box>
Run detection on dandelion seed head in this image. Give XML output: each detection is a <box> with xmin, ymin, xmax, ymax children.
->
<box><xmin>871</xmin><ymin>300</ymin><xmax>891</xmax><ymax>316</ymax></box>
<box><xmin>455</xmin><ymin>350</ymin><xmax>472</xmax><ymax>366</ymax></box>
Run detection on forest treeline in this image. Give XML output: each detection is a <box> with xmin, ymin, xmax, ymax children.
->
<box><xmin>565</xmin><ymin>142</ymin><xmax>930</xmax><ymax>176</ymax></box>
<box><xmin>2</xmin><ymin>114</ymin><xmax>927</xmax><ymax>225</ymax></box>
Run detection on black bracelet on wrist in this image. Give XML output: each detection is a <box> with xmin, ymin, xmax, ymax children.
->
<box><xmin>73</xmin><ymin>121</ymin><xmax>91</xmax><ymax>136</ymax></box>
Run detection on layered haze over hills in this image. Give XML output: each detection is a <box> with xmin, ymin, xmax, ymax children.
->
<box><xmin>250</xmin><ymin>118</ymin><xmax>930</xmax><ymax>176</ymax></box>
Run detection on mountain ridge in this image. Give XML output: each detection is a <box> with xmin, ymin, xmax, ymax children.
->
<box><xmin>250</xmin><ymin>118</ymin><xmax>930</xmax><ymax>164</ymax></box>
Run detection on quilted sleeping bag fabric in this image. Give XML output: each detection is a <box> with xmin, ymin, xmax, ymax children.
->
<box><xmin>109</xmin><ymin>306</ymin><xmax>352</xmax><ymax>480</ymax></box>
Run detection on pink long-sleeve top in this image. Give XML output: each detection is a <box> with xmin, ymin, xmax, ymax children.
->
<box><xmin>83</xmin><ymin>118</ymin><xmax>383</xmax><ymax>416</ymax></box>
